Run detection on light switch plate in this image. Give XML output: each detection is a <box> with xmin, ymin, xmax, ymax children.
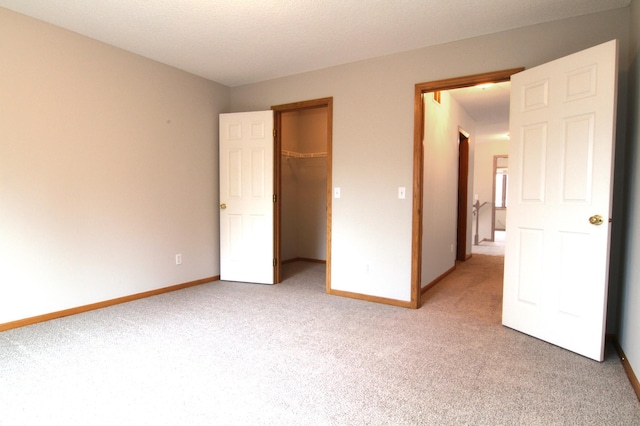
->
<box><xmin>398</xmin><ymin>187</ymin><xmax>406</xmax><ymax>199</ymax></box>
<box><xmin>334</xmin><ymin>187</ymin><xmax>341</xmax><ymax>198</ymax></box>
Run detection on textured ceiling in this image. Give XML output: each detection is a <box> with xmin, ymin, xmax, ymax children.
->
<box><xmin>449</xmin><ymin>82</ymin><xmax>511</xmax><ymax>125</ymax></box>
<box><xmin>449</xmin><ymin>82</ymin><xmax>512</xmax><ymax>141</ymax></box>
<box><xmin>0</xmin><ymin>0</ymin><xmax>631</xmax><ymax>87</ymax></box>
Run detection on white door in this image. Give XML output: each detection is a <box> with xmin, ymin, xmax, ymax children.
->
<box><xmin>503</xmin><ymin>40</ymin><xmax>618</xmax><ymax>361</ymax></box>
<box><xmin>219</xmin><ymin>111</ymin><xmax>275</xmax><ymax>284</ymax></box>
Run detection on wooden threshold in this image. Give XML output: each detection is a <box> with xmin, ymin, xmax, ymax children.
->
<box><xmin>0</xmin><ymin>276</ymin><xmax>219</xmax><ymax>332</ymax></box>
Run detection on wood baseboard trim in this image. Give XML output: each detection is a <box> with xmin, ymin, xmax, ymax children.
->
<box><xmin>0</xmin><ymin>276</ymin><xmax>219</xmax><ymax>332</ymax></box>
<box><xmin>328</xmin><ymin>288</ymin><xmax>413</xmax><ymax>308</ymax></box>
<box><xmin>281</xmin><ymin>257</ymin><xmax>326</xmax><ymax>265</ymax></box>
<box><xmin>420</xmin><ymin>265</ymin><xmax>456</xmax><ymax>296</ymax></box>
<box><xmin>612</xmin><ymin>336</ymin><xmax>640</xmax><ymax>402</ymax></box>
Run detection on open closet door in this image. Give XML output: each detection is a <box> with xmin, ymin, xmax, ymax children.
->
<box><xmin>219</xmin><ymin>111</ymin><xmax>275</xmax><ymax>284</ymax></box>
<box><xmin>502</xmin><ymin>40</ymin><xmax>618</xmax><ymax>361</ymax></box>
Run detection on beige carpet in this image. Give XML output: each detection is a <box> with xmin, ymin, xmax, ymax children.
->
<box><xmin>1</xmin><ymin>257</ymin><xmax>638</xmax><ymax>425</ymax></box>
<box><xmin>423</xmin><ymin>254</ymin><xmax>504</xmax><ymax>324</ymax></box>
<box><xmin>471</xmin><ymin>231</ymin><xmax>506</xmax><ymax>256</ymax></box>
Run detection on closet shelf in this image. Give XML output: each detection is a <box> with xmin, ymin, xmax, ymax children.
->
<box><xmin>282</xmin><ymin>150</ymin><xmax>327</xmax><ymax>159</ymax></box>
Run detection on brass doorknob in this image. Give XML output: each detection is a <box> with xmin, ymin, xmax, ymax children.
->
<box><xmin>589</xmin><ymin>214</ymin><xmax>603</xmax><ymax>225</ymax></box>
<box><xmin>220</xmin><ymin>203</ymin><xmax>227</xmax><ymax>210</ymax></box>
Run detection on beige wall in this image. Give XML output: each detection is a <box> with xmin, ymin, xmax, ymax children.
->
<box><xmin>231</xmin><ymin>8</ymin><xmax>629</xmax><ymax>302</ymax></box>
<box><xmin>0</xmin><ymin>9</ymin><xmax>230</xmax><ymax>323</ymax></box>
<box><xmin>422</xmin><ymin>91</ymin><xmax>476</xmax><ymax>286</ymax></box>
<box><xmin>620</xmin><ymin>0</ymin><xmax>640</xmax><ymax>389</ymax></box>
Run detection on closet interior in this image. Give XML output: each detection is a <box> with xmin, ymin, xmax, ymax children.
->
<box><xmin>280</xmin><ymin>107</ymin><xmax>328</xmax><ymax>264</ymax></box>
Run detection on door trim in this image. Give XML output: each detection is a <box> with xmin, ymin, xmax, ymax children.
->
<box><xmin>411</xmin><ymin>68</ymin><xmax>524</xmax><ymax>308</ymax></box>
<box><xmin>272</xmin><ymin>97</ymin><xmax>333</xmax><ymax>289</ymax></box>
<box><xmin>457</xmin><ymin>130</ymin><xmax>470</xmax><ymax>261</ymax></box>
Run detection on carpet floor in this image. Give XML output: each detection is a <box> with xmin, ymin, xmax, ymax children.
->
<box><xmin>1</xmin><ymin>256</ymin><xmax>638</xmax><ymax>425</ymax></box>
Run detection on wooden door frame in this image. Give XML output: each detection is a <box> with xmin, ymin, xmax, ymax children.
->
<box><xmin>411</xmin><ymin>68</ymin><xmax>524</xmax><ymax>308</ymax></box>
<box><xmin>457</xmin><ymin>130</ymin><xmax>470</xmax><ymax>261</ymax></box>
<box><xmin>271</xmin><ymin>97</ymin><xmax>333</xmax><ymax>290</ymax></box>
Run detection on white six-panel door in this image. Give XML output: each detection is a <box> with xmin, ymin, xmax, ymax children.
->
<box><xmin>503</xmin><ymin>40</ymin><xmax>618</xmax><ymax>361</ymax></box>
<box><xmin>219</xmin><ymin>111</ymin><xmax>274</xmax><ymax>284</ymax></box>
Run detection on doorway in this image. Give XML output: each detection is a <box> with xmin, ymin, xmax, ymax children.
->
<box><xmin>272</xmin><ymin>98</ymin><xmax>333</xmax><ymax>291</ymax></box>
<box><xmin>492</xmin><ymin>155</ymin><xmax>508</xmax><ymax>240</ymax></box>
<box><xmin>411</xmin><ymin>69</ymin><xmax>523</xmax><ymax>308</ymax></box>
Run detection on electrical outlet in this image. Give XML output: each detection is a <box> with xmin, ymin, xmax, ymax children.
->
<box><xmin>175</xmin><ymin>253</ymin><xmax>182</xmax><ymax>265</ymax></box>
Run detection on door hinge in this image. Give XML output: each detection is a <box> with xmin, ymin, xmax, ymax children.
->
<box><xmin>273</xmin><ymin>128</ymin><xmax>277</xmax><ymax>138</ymax></box>
<box><xmin>273</xmin><ymin>258</ymin><xmax>277</xmax><ymax>267</ymax></box>
<box><xmin>273</xmin><ymin>194</ymin><xmax>277</xmax><ymax>203</ymax></box>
